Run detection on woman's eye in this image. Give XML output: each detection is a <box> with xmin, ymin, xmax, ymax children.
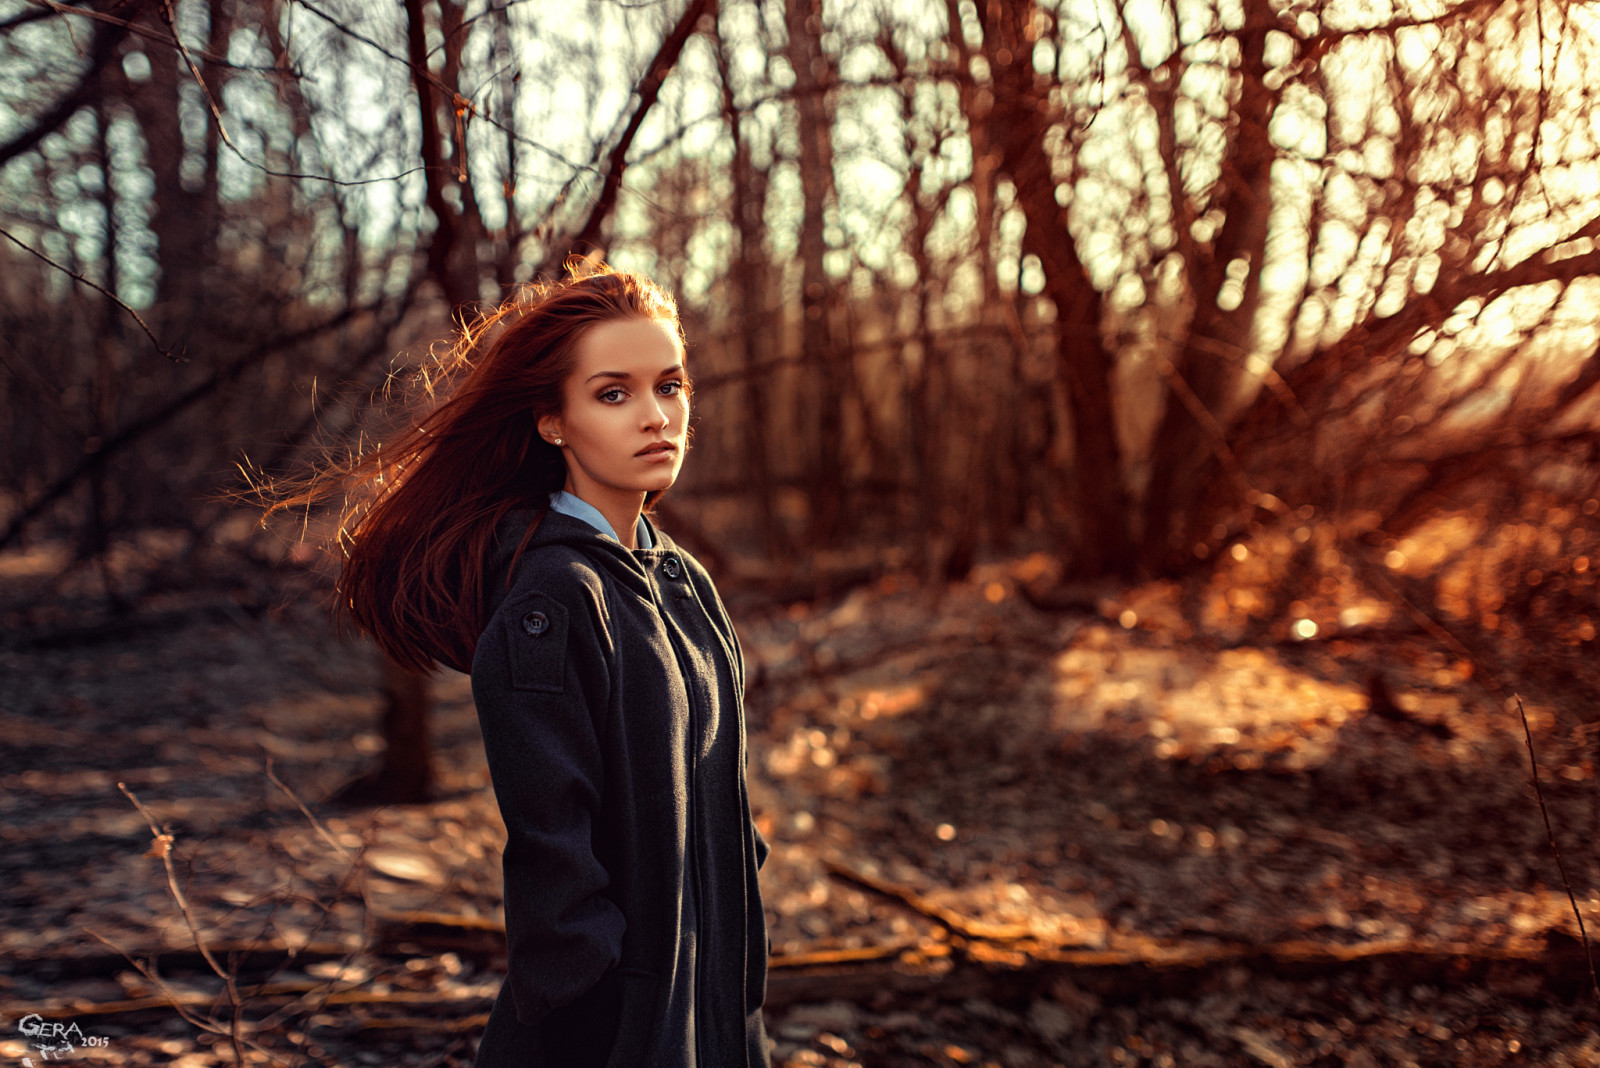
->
<box><xmin>659</xmin><ymin>380</ymin><xmax>684</xmax><ymax>396</ymax></box>
<box><xmin>599</xmin><ymin>388</ymin><xmax>625</xmax><ymax>403</ymax></box>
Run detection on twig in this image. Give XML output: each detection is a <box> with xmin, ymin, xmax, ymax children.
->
<box><xmin>265</xmin><ymin>757</ymin><xmax>356</xmax><ymax>862</ymax></box>
<box><xmin>0</xmin><ymin>225</ymin><xmax>180</xmax><ymax>361</ymax></box>
<box><xmin>79</xmin><ymin>930</ymin><xmax>299</xmax><ymax>1067</ymax></box>
<box><xmin>94</xmin><ymin>770</ymin><xmax>405</xmax><ymax>1066</ymax></box>
<box><xmin>117</xmin><ymin>782</ymin><xmax>249</xmax><ymax>1064</ymax></box>
<box><xmin>1349</xmin><ymin>549</ymin><xmax>1486</xmax><ymax>673</ymax></box>
<box><xmin>254</xmin><ymin>760</ymin><xmax>380</xmax><ymax>1041</ymax></box>
<box><xmin>1158</xmin><ymin>355</ymin><xmax>1290</xmax><ymax>519</ymax></box>
<box><xmin>152</xmin><ymin>0</ymin><xmax>445</xmax><ymax>191</ymax></box>
<box><xmin>18</xmin><ymin>0</ymin><xmax>273</xmax><ymax>68</ymax></box>
<box><xmin>40</xmin><ymin>937</ymin><xmax>355</xmax><ymax>977</ymax></box>
<box><xmin>770</xmin><ymin>941</ymin><xmax>919</xmax><ymax>968</ymax></box>
<box><xmin>1341</xmin><ymin>556</ymin><xmax>1598</xmax><ymax>1009</ymax></box>
<box><xmin>822</xmin><ymin>854</ymin><xmax>1033</xmax><ymax>942</ymax></box>
<box><xmin>0</xmin><ymin>288</ymin><xmax>401</xmax><ymax>555</ymax></box>
<box><xmin>286</xmin><ymin>0</ymin><xmax>587</xmax><ymax>174</ymax></box>
<box><xmin>81</xmin><ymin>928</ymin><xmax>230</xmax><ymax>1037</ymax></box>
<box><xmin>1515</xmin><ymin>694</ymin><xmax>1600</xmax><ymax>1010</ymax></box>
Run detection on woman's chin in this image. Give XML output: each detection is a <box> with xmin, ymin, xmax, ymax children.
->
<box><xmin>630</xmin><ymin>471</ymin><xmax>678</xmax><ymax>495</ymax></box>
<box><xmin>652</xmin><ymin>464</ymin><xmax>684</xmax><ymax>491</ymax></box>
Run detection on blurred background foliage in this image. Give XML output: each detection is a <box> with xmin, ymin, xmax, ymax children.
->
<box><xmin>2</xmin><ymin>0</ymin><xmax>1599</xmax><ymax>654</ymax></box>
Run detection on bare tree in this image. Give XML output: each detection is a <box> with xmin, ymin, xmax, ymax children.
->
<box><xmin>8</xmin><ymin>0</ymin><xmax>1600</xmax><ymax>614</ymax></box>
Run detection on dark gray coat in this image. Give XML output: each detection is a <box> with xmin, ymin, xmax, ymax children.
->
<box><xmin>468</xmin><ymin>508</ymin><xmax>770</xmax><ymax>1068</ymax></box>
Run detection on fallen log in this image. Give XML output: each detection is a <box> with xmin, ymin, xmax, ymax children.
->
<box><xmin>0</xmin><ymin>984</ymin><xmax>496</xmax><ymax>1022</ymax></box>
<box><xmin>821</xmin><ymin>854</ymin><xmax>1035</xmax><ymax>942</ymax></box>
<box><xmin>763</xmin><ymin>931</ymin><xmax>1600</xmax><ymax>1010</ymax></box>
<box><xmin>14</xmin><ymin>923</ymin><xmax>1592</xmax><ymax>1024</ymax></box>
<box><xmin>11</xmin><ymin>939</ymin><xmax>358</xmax><ymax>982</ymax></box>
<box><xmin>353</xmin><ymin>1012</ymin><xmax>492</xmax><ymax>1032</ymax></box>
<box><xmin>372</xmin><ymin>909</ymin><xmax>504</xmax><ymax>962</ymax></box>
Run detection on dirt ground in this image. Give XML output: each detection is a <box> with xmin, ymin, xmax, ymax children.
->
<box><xmin>2</xmin><ymin>537</ymin><xmax>1598</xmax><ymax>1067</ymax></box>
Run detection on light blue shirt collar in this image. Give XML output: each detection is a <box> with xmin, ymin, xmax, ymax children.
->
<box><xmin>547</xmin><ymin>490</ymin><xmax>654</xmax><ymax>550</ymax></box>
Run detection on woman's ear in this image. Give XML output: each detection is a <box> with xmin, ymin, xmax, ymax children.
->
<box><xmin>537</xmin><ymin>413</ymin><xmax>564</xmax><ymax>446</ymax></box>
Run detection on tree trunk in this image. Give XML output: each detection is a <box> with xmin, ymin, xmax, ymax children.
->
<box><xmin>404</xmin><ymin>0</ymin><xmax>473</xmax><ymax>308</ymax></box>
<box><xmin>125</xmin><ymin>27</ymin><xmax>205</xmax><ymax>322</ymax></box>
<box><xmin>784</xmin><ymin>0</ymin><xmax>842</xmax><ymax>550</ymax></box>
<box><xmin>712</xmin><ymin>3</ymin><xmax>783</xmax><ymax>558</ymax></box>
<box><xmin>436</xmin><ymin>0</ymin><xmax>487</xmax><ymax>286</ymax></box>
<box><xmin>971</xmin><ymin>1</ymin><xmax>1136</xmax><ymax>579</ymax></box>
<box><xmin>491</xmin><ymin>1</ymin><xmax>524</xmax><ymax>292</ymax></box>
<box><xmin>893</xmin><ymin>27</ymin><xmax>942</xmax><ymax>580</ymax></box>
<box><xmin>331</xmin><ymin>653</ymin><xmax>436</xmax><ymax>805</ymax></box>
<box><xmin>1140</xmin><ymin>21</ymin><xmax>1276</xmax><ymax>572</ymax></box>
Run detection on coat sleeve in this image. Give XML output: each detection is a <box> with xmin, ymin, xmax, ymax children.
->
<box><xmin>720</xmin><ymin>603</ymin><xmax>771</xmax><ymax>871</ymax></box>
<box><xmin>753</xmin><ymin>820</ymin><xmax>771</xmax><ymax>872</ymax></box>
<box><xmin>470</xmin><ymin>571</ymin><xmax>625</xmax><ymax>1026</ymax></box>
<box><xmin>680</xmin><ymin>552</ymin><xmax>771</xmax><ymax>873</ymax></box>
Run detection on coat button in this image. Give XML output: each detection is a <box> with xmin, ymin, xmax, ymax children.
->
<box><xmin>662</xmin><ymin>556</ymin><xmax>681</xmax><ymax>579</ymax></box>
<box><xmin>521</xmin><ymin>611</ymin><xmax>549</xmax><ymax>636</ymax></box>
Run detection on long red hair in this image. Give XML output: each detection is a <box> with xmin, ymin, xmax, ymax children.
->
<box><xmin>262</xmin><ymin>266</ymin><xmax>684</xmax><ymax>673</ymax></box>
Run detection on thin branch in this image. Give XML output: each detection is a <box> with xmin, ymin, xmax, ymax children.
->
<box><xmin>253</xmin><ymin>760</ymin><xmax>379</xmax><ymax>1036</ymax></box>
<box><xmin>0</xmin><ymin>13</ymin><xmax>126</xmax><ymax>167</ymax></box>
<box><xmin>547</xmin><ymin>0</ymin><xmax>715</xmax><ymax>267</ymax></box>
<box><xmin>265</xmin><ymin>758</ymin><xmax>354</xmax><ymax>863</ymax></box>
<box><xmin>435</xmin><ymin>0</ymin><xmax>678</xmax><ymax>64</ymax></box>
<box><xmin>116</xmin><ymin>782</ymin><xmax>248</xmax><ymax>1064</ymax></box>
<box><xmin>287</xmin><ymin>0</ymin><xmax>588</xmax><ymax>174</ymax></box>
<box><xmin>157</xmin><ymin>0</ymin><xmax>417</xmax><ymax>190</ymax></box>
<box><xmin>0</xmin><ymin>285</ymin><xmax>412</xmax><ymax>553</ymax></box>
<box><xmin>1514</xmin><ymin>694</ymin><xmax>1600</xmax><ymax>1011</ymax></box>
<box><xmin>0</xmin><ymin>225</ymin><xmax>178</xmax><ymax>360</ymax></box>
<box><xmin>21</xmin><ymin>0</ymin><xmax>491</xmax><ymax>188</ymax></box>
<box><xmin>82</xmin><ymin>929</ymin><xmax>232</xmax><ymax>1036</ymax></box>
<box><xmin>823</xmin><ymin>854</ymin><xmax>1034</xmax><ymax>942</ymax></box>
<box><xmin>15</xmin><ymin>0</ymin><xmax>286</xmax><ymax>71</ymax></box>
<box><xmin>16</xmin><ymin>0</ymin><xmax>207</xmax><ymax>56</ymax></box>
<box><xmin>1158</xmin><ymin>355</ymin><xmax>1291</xmax><ymax>518</ymax></box>
<box><xmin>82</xmin><ymin>928</ymin><xmax>303</xmax><ymax>1064</ymax></box>
<box><xmin>1</xmin><ymin>0</ymin><xmax>92</xmax><ymax>30</ymax></box>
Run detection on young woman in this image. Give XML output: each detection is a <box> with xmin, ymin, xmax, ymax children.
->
<box><xmin>269</xmin><ymin>268</ymin><xmax>770</xmax><ymax>1067</ymax></box>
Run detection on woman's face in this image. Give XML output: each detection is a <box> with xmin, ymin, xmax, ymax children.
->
<box><xmin>539</xmin><ymin>315</ymin><xmax>689</xmax><ymax>505</ymax></box>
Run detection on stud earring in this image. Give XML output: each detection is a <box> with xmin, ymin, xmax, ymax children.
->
<box><xmin>553</xmin><ymin>437</ymin><xmax>563</xmax><ymax>446</ymax></box>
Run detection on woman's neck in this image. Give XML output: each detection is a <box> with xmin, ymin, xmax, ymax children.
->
<box><xmin>563</xmin><ymin>483</ymin><xmax>645</xmax><ymax>550</ymax></box>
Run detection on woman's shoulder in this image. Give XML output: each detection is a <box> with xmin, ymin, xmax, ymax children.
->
<box><xmin>510</xmin><ymin>546</ymin><xmax>608</xmax><ymax>597</ymax></box>
<box><xmin>483</xmin><ymin>513</ymin><xmax>612</xmax><ymax>626</ymax></box>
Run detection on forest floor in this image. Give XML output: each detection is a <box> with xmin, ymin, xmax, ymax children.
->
<box><xmin>2</xmin><ymin>536</ymin><xmax>1599</xmax><ymax>1067</ymax></box>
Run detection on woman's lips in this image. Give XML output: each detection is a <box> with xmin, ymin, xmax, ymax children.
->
<box><xmin>636</xmin><ymin>442</ymin><xmax>677</xmax><ymax>461</ymax></box>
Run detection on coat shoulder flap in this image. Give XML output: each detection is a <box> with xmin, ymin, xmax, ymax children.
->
<box><xmin>498</xmin><ymin>588</ymin><xmax>570</xmax><ymax>695</ymax></box>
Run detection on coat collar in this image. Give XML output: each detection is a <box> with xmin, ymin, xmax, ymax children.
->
<box><xmin>490</xmin><ymin>506</ymin><xmax>681</xmax><ymax>606</ymax></box>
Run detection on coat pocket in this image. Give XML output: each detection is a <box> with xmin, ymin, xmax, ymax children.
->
<box><xmin>602</xmin><ymin>970</ymin><xmax>662</xmax><ymax>1068</ymax></box>
<box><xmin>536</xmin><ymin>966</ymin><xmax>622</xmax><ymax>1068</ymax></box>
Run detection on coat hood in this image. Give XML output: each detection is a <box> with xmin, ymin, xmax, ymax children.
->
<box><xmin>484</xmin><ymin>503</ymin><xmax>677</xmax><ymax>617</ymax></box>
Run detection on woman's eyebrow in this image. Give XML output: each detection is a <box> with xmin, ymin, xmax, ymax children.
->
<box><xmin>584</xmin><ymin>363</ymin><xmax>684</xmax><ymax>384</ymax></box>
